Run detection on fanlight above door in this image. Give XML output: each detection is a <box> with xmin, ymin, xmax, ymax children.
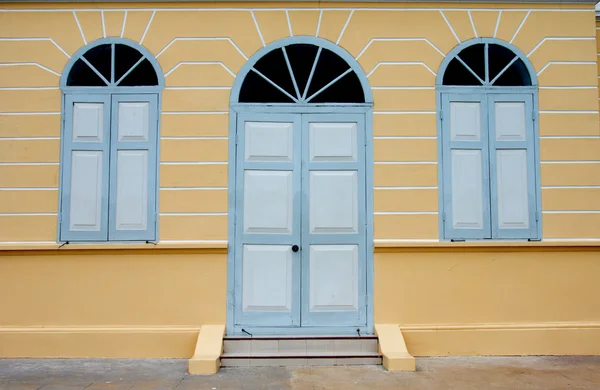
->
<box><xmin>239</xmin><ymin>43</ymin><xmax>366</xmax><ymax>104</ymax></box>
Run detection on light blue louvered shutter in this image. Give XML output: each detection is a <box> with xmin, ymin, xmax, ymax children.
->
<box><xmin>108</xmin><ymin>94</ymin><xmax>158</xmax><ymax>241</ymax></box>
<box><xmin>60</xmin><ymin>95</ymin><xmax>111</xmax><ymax>242</ymax></box>
<box><xmin>488</xmin><ymin>94</ymin><xmax>538</xmax><ymax>239</ymax></box>
<box><xmin>441</xmin><ymin>93</ymin><xmax>492</xmax><ymax>240</ymax></box>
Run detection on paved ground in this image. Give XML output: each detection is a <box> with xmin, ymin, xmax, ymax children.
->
<box><xmin>1</xmin><ymin>357</ymin><xmax>600</xmax><ymax>389</ymax></box>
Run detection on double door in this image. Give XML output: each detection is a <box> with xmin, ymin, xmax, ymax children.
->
<box><xmin>233</xmin><ymin>113</ymin><xmax>367</xmax><ymax>330</ymax></box>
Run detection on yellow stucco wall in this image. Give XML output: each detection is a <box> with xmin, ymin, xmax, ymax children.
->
<box><xmin>1</xmin><ymin>2</ymin><xmax>600</xmax><ymax>358</ymax></box>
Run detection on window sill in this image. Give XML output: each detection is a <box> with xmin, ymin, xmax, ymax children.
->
<box><xmin>373</xmin><ymin>240</ymin><xmax>600</xmax><ymax>248</ymax></box>
<box><xmin>0</xmin><ymin>242</ymin><xmax>228</xmax><ymax>252</ymax></box>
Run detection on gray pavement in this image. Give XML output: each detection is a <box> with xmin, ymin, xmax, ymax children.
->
<box><xmin>1</xmin><ymin>357</ymin><xmax>600</xmax><ymax>389</ymax></box>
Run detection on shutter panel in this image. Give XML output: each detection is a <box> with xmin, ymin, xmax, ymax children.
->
<box><xmin>60</xmin><ymin>95</ymin><xmax>111</xmax><ymax>241</ymax></box>
<box><xmin>488</xmin><ymin>94</ymin><xmax>538</xmax><ymax>239</ymax></box>
<box><xmin>108</xmin><ymin>94</ymin><xmax>158</xmax><ymax>241</ymax></box>
<box><xmin>441</xmin><ymin>93</ymin><xmax>491</xmax><ymax>240</ymax></box>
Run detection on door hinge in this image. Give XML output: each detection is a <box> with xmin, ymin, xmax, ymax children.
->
<box><xmin>439</xmin><ymin>110</ymin><xmax>443</xmax><ymax>121</ymax></box>
<box><xmin>442</xmin><ymin>211</ymin><xmax>446</xmax><ymax>222</ymax></box>
<box><xmin>532</xmin><ymin>111</ymin><xmax>536</xmax><ymax>121</ymax></box>
<box><xmin>535</xmin><ymin>211</ymin><xmax>540</xmax><ymax>222</ymax></box>
<box><xmin>235</xmin><ymin>132</ymin><xmax>238</xmax><ymax>145</ymax></box>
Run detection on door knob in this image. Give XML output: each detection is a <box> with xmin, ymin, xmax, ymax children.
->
<box><xmin>292</xmin><ymin>245</ymin><xmax>300</xmax><ymax>252</ymax></box>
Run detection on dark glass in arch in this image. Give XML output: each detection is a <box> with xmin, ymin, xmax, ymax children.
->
<box><xmin>66</xmin><ymin>42</ymin><xmax>159</xmax><ymax>87</ymax></box>
<box><xmin>238</xmin><ymin>43</ymin><xmax>365</xmax><ymax>104</ymax></box>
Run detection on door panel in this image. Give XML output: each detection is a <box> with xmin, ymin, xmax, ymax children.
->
<box><xmin>235</xmin><ymin>114</ymin><xmax>302</xmax><ymax>327</ymax></box>
<box><xmin>301</xmin><ymin>114</ymin><xmax>367</xmax><ymax>327</ymax></box>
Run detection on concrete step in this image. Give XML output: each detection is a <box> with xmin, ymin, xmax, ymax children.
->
<box><xmin>221</xmin><ymin>335</ymin><xmax>381</xmax><ymax>367</ymax></box>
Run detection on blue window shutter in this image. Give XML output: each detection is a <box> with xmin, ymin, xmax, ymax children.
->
<box><xmin>488</xmin><ymin>94</ymin><xmax>538</xmax><ymax>239</ymax></box>
<box><xmin>60</xmin><ymin>94</ymin><xmax>111</xmax><ymax>242</ymax></box>
<box><xmin>441</xmin><ymin>93</ymin><xmax>492</xmax><ymax>240</ymax></box>
<box><xmin>108</xmin><ymin>94</ymin><xmax>158</xmax><ymax>241</ymax></box>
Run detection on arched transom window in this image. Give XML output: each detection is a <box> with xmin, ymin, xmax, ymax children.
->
<box><xmin>437</xmin><ymin>39</ymin><xmax>539</xmax><ymax>242</ymax></box>
<box><xmin>59</xmin><ymin>39</ymin><xmax>163</xmax><ymax>243</ymax></box>
<box><xmin>236</xmin><ymin>42</ymin><xmax>367</xmax><ymax>104</ymax></box>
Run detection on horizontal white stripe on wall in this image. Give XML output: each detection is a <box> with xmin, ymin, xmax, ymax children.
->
<box><xmin>540</xmin><ymin>161</ymin><xmax>600</xmax><ymax>164</ymax></box>
<box><xmin>0</xmin><ymin>112</ymin><xmax>60</xmax><ymax>116</ymax></box>
<box><xmin>164</xmin><ymin>61</ymin><xmax>236</xmax><ymax>77</ymax></box>
<box><xmin>0</xmin><ymin>213</ymin><xmax>57</xmax><ymax>216</ymax></box>
<box><xmin>373</xmin><ymin>136</ymin><xmax>436</xmax><ymax>139</ymax></box>
<box><xmin>0</xmin><ymin>63</ymin><xmax>61</xmax><ymax>77</ymax></box>
<box><xmin>159</xmin><ymin>162</ymin><xmax>227</xmax><ymax>165</ymax></box>
<box><xmin>0</xmin><ymin>87</ymin><xmax>59</xmax><ymax>91</ymax></box>
<box><xmin>159</xmin><ymin>240</ymin><xmax>228</xmax><ymax>244</ymax></box>
<box><xmin>164</xmin><ymin>86</ymin><xmax>232</xmax><ymax>90</ymax></box>
<box><xmin>374</xmin><ymin>162</ymin><xmax>438</xmax><ymax>165</ymax></box>
<box><xmin>542</xmin><ymin>186</ymin><xmax>600</xmax><ymax>189</ymax></box>
<box><xmin>162</xmin><ymin>112</ymin><xmax>228</xmax><ymax>115</ymax></box>
<box><xmin>539</xmin><ymin>111</ymin><xmax>599</xmax><ymax>114</ymax></box>
<box><xmin>543</xmin><ymin>210</ymin><xmax>600</xmax><ymax>214</ymax></box>
<box><xmin>0</xmin><ymin>137</ymin><xmax>60</xmax><ymax>141</ymax></box>
<box><xmin>160</xmin><ymin>187</ymin><xmax>228</xmax><ymax>191</ymax></box>
<box><xmin>0</xmin><ymin>188</ymin><xmax>58</xmax><ymax>191</ymax></box>
<box><xmin>0</xmin><ymin>162</ymin><xmax>59</xmax><ymax>166</ymax></box>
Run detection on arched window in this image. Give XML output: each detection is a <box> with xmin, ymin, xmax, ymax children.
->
<box><xmin>232</xmin><ymin>39</ymin><xmax>371</xmax><ymax>104</ymax></box>
<box><xmin>437</xmin><ymin>39</ymin><xmax>540</xmax><ymax>241</ymax></box>
<box><xmin>59</xmin><ymin>39</ymin><xmax>163</xmax><ymax>243</ymax></box>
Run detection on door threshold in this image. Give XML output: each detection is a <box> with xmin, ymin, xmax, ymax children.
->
<box><xmin>229</xmin><ymin>326</ymin><xmax>372</xmax><ymax>336</ymax></box>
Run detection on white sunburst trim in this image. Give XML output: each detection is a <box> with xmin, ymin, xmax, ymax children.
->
<box><xmin>493</xmin><ymin>10</ymin><xmax>502</xmax><ymax>38</ymax></box>
<box><xmin>0</xmin><ymin>63</ymin><xmax>61</xmax><ymax>77</ymax></box>
<box><xmin>527</xmin><ymin>37</ymin><xmax>595</xmax><ymax>57</ymax></box>
<box><xmin>336</xmin><ymin>10</ymin><xmax>354</xmax><ymax>45</ymax></box>
<box><xmin>139</xmin><ymin>9</ymin><xmax>156</xmax><ymax>45</ymax></box>
<box><xmin>509</xmin><ymin>10</ymin><xmax>531</xmax><ymax>44</ymax></box>
<box><xmin>155</xmin><ymin>37</ymin><xmax>248</xmax><ymax>61</ymax></box>
<box><xmin>101</xmin><ymin>10</ymin><xmax>106</xmax><ymax>38</ymax></box>
<box><xmin>250</xmin><ymin>10</ymin><xmax>265</xmax><ymax>47</ymax></box>
<box><xmin>537</xmin><ymin>61</ymin><xmax>596</xmax><ymax>76</ymax></box>
<box><xmin>285</xmin><ymin>10</ymin><xmax>293</xmax><ymax>37</ymax></box>
<box><xmin>366</xmin><ymin>61</ymin><xmax>437</xmax><ymax>77</ymax></box>
<box><xmin>440</xmin><ymin>10</ymin><xmax>460</xmax><ymax>43</ymax></box>
<box><xmin>164</xmin><ymin>61</ymin><xmax>236</xmax><ymax>78</ymax></box>
<box><xmin>0</xmin><ymin>38</ymin><xmax>70</xmax><ymax>59</ymax></box>
<box><xmin>315</xmin><ymin>10</ymin><xmax>323</xmax><ymax>37</ymax></box>
<box><xmin>356</xmin><ymin>38</ymin><xmax>445</xmax><ymax>61</ymax></box>
<box><xmin>468</xmin><ymin>10</ymin><xmax>477</xmax><ymax>38</ymax></box>
<box><xmin>72</xmin><ymin>11</ymin><xmax>87</xmax><ymax>45</ymax></box>
<box><xmin>120</xmin><ymin>10</ymin><xmax>128</xmax><ymax>38</ymax></box>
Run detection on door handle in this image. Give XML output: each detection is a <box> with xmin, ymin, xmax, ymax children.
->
<box><xmin>292</xmin><ymin>245</ymin><xmax>300</xmax><ymax>252</ymax></box>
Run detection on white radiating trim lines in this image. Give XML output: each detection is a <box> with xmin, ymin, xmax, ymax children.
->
<box><xmin>537</xmin><ymin>61</ymin><xmax>596</xmax><ymax>76</ymax></box>
<box><xmin>315</xmin><ymin>10</ymin><xmax>323</xmax><ymax>37</ymax></box>
<box><xmin>139</xmin><ymin>10</ymin><xmax>156</xmax><ymax>44</ymax></box>
<box><xmin>0</xmin><ymin>38</ymin><xmax>70</xmax><ymax>59</ymax></box>
<box><xmin>336</xmin><ymin>10</ymin><xmax>354</xmax><ymax>45</ymax></box>
<box><xmin>0</xmin><ymin>63</ymin><xmax>61</xmax><ymax>77</ymax></box>
<box><xmin>164</xmin><ymin>61</ymin><xmax>236</xmax><ymax>78</ymax></box>
<box><xmin>0</xmin><ymin>137</ymin><xmax>60</xmax><ymax>140</ymax></box>
<box><xmin>0</xmin><ymin>188</ymin><xmax>58</xmax><ymax>191</ymax></box>
<box><xmin>375</xmin><ymin>162</ymin><xmax>438</xmax><ymax>165</ymax></box>
<box><xmin>164</xmin><ymin>86</ymin><xmax>231</xmax><ymax>90</ymax></box>
<box><xmin>494</xmin><ymin>10</ymin><xmax>502</xmax><ymax>38</ymax></box>
<box><xmin>73</xmin><ymin>11</ymin><xmax>87</xmax><ymax>45</ymax></box>
<box><xmin>250</xmin><ymin>10</ymin><xmax>266</xmax><ymax>47</ymax></box>
<box><xmin>541</xmin><ymin>161</ymin><xmax>600</xmax><ymax>164</ymax></box>
<box><xmin>374</xmin><ymin>111</ymin><xmax>436</xmax><ymax>115</ymax></box>
<box><xmin>527</xmin><ymin>37</ymin><xmax>595</xmax><ymax>57</ymax></box>
<box><xmin>120</xmin><ymin>10</ymin><xmax>128</xmax><ymax>38</ymax></box>
<box><xmin>0</xmin><ymin>162</ymin><xmax>59</xmax><ymax>166</ymax></box>
<box><xmin>440</xmin><ymin>11</ymin><xmax>460</xmax><ymax>43</ymax></box>
<box><xmin>468</xmin><ymin>10</ymin><xmax>477</xmax><ymax>38</ymax></box>
<box><xmin>374</xmin><ymin>239</ymin><xmax>439</xmax><ymax>243</ymax></box>
<box><xmin>510</xmin><ymin>10</ymin><xmax>530</xmax><ymax>44</ymax></box>
<box><xmin>156</xmin><ymin>37</ymin><xmax>248</xmax><ymax>60</ymax></box>
<box><xmin>539</xmin><ymin>86</ymin><xmax>597</xmax><ymax>90</ymax></box>
<box><xmin>0</xmin><ymin>213</ymin><xmax>57</xmax><ymax>216</ymax></box>
<box><xmin>160</xmin><ymin>162</ymin><xmax>228</xmax><ymax>165</ymax></box>
<box><xmin>374</xmin><ymin>136</ymin><xmax>436</xmax><ymax>139</ymax></box>
<box><xmin>357</xmin><ymin>38</ymin><xmax>445</xmax><ymax>60</ymax></box>
<box><xmin>539</xmin><ymin>110</ymin><xmax>599</xmax><ymax>114</ymax></box>
<box><xmin>161</xmin><ymin>136</ymin><xmax>229</xmax><ymax>140</ymax></box>
<box><xmin>543</xmin><ymin>210</ymin><xmax>600</xmax><ymax>214</ymax></box>
<box><xmin>159</xmin><ymin>240</ymin><xmax>228</xmax><ymax>244</ymax></box>
<box><xmin>286</xmin><ymin>10</ymin><xmax>293</xmax><ymax>37</ymax></box>
<box><xmin>0</xmin><ymin>87</ymin><xmax>59</xmax><ymax>91</ymax></box>
<box><xmin>160</xmin><ymin>187</ymin><xmax>227</xmax><ymax>191</ymax></box>
<box><xmin>367</xmin><ymin>61</ymin><xmax>437</xmax><ymax>77</ymax></box>
<box><xmin>162</xmin><ymin>111</ymin><xmax>228</xmax><ymax>115</ymax></box>
<box><xmin>374</xmin><ymin>186</ymin><xmax>437</xmax><ymax>190</ymax></box>
<box><xmin>375</xmin><ymin>211</ymin><xmax>438</xmax><ymax>215</ymax></box>
<box><xmin>540</xmin><ymin>136</ymin><xmax>600</xmax><ymax>139</ymax></box>
<box><xmin>0</xmin><ymin>112</ymin><xmax>61</xmax><ymax>115</ymax></box>
<box><xmin>371</xmin><ymin>86</ymin><xmax>435</xmax><ymax>90</ymax></box>
<box><xmin>101</xmin><ymin>10</ymin><xmax>106</xmax><ymax>38</ymax></box>
<box><xmin>542</xmin><ymin>186</ymin><xmax>600</xmax><ymax>189</ymax></box>
<box><xmin>160</xmin><ymin>212</ymin><xmax>228</xmax><ymax>216</ymax></box>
